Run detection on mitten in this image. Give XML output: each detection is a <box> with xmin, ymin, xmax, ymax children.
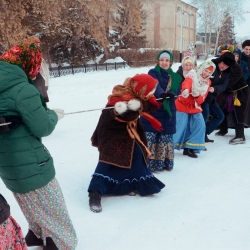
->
<box><xmin>181</xmin><ymin>89</ymin><xmax>189</xmax><ymax>98</ymax></box>
<box><xmin>191</xmin><ymin>89</ymin><xmax>199</xmax><ymax>97</ymax></box>
<box><xmin>127</xmin><ymin>99</ymin><xmax>141</xmax><ymax>111</ymax></box>
<box><xmin>166</xmin><ymin>92</ymin><xmax>175</xmax><ymax>100</ymax></box>
<box><xmin>114</xmin><ymin>102</ymin><xmax>127</xmax><ymax>114</ymax></box>
<box><xmin>53</xmin><ymin>109</ymin><xmax>65</xmax><ymax>121</ymax></box>
<box><xmin>160</xmin><ymin>93</ymin><xmax>167</xmax><ymax>100</ymax></box>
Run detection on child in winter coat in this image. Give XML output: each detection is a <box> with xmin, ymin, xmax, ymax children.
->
<box><xmin>0</xmin><ymin>193</ymin><xmax>28</xmax><ymax>249</ymax></box>
<box><xmin>174</xmin><ymin>60</ymin><xmax>216</xmax><ymax>158</ymax></box>
<box><xmin>88</xmin><ymin>74</ymin><xmax>165</xmax><ymax>213</ymax></box>
<box><xmin>140</xmin><ymin>50</ymin><xmax>182</xmax><ymax>172</ymax></box>
<box><xmin>0</xmin><ymin>39</ymin><xmax>77</xmax><ymax>250</ymax></box>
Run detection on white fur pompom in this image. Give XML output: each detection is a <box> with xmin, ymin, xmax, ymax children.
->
<box><xmin>127</xmin><ymin>99</ymin><xmax>141</xmax><ymax>111</ymax></box>
<box><xmin>114</xmin><ymin>101</ymin><xmax>128</xmax><ymax>114</ymax></box>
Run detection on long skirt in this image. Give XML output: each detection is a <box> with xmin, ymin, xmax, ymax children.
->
<box><xmin>174</xmin><ymin>111</ymin><xmax>205</xmax><ymax>153</ymax></box>
<box><xmin>88</xmin><ymin>143</ymin><xmax>165</xmax><ymax>196</ymax></box>
<box><xmin>145</xmin><ymin>132</ymin><xmax>174</xmax><ymax>172</ymax></box>
<box><xmin>0</xmin><ymin>216</ymin><xmax>28</xmax><ymax>250</ymax></box>
<box><xmin>13</xmin><ymin>178</ymin><xmax>77</xmax><ymax>250</ymax></box>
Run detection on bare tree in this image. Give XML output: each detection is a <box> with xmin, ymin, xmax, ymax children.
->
<box><xmin>191</xmin><ymin>0</ymin><xmax>244</xmax><ymax>56</ymax></box>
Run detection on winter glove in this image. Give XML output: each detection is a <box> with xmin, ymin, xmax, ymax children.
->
<box><xmin>166</xmin><ymin>92</ymin><xmax>175</xmax><ymax>100</ymax></box>
<box><xmin>53</xmin><ymin>109</ymin><xmax>65</xmax><ymax>121</ymax></box>
<box><xmin>114</xmin><ymin>102</ymin><xmax>127</xmax><ymax>114</ymax></box>
<box><xmin>127</xmin><ymin>99</ymin><xmax>141</xmax><ymax>111</ymax></box>
<box><xmin>191</xmin><ymin>89</ymin><xmax>200</xmax><ymax>97</ymax></box>
<box><xmin>160</xmin><ymin>93</ymin><xmax>167</xmax><ymax>100</ymax></box>
<box><xmin>181</xmin><ymin>89</ymin><xmax>189</xmax><ymax>98</ymax></box>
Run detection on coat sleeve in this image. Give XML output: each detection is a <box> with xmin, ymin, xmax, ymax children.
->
<box><xmin>15</xmin><ymin>84</ymin><xmax>58</xmax><ymax>138</ymax></box>
<box><xmin>177</xmin><ymin>78</ymin><xmax>192</xmax><ymax>104</ymax></box>
<box><xmin>228</xmin><ymin>65</ymin><xmax>244</xmax><ymax>88</ymax></box>
<box><xmin>241</xmin><ymin>61</ymin><xmax>249</xmax><ymax>81</ymax></box>
<box><xmin>213</xmin><ymin>74</ymin><xmax>229</xmax><ymax>93</ymax></box>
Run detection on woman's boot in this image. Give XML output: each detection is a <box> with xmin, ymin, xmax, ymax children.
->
<box><xmin>25</xmin><ymin>230</ymin><xmax>43</xmax><ymax>246</ymax></box>
<box><xmin>89</xmin><ymin>190</ymin><xmax>102</xmax><ymax>213</ymax></box>
<box><xmin>183</xmin><ymin>148</ymin><xmax>198</xmax><ymax>158</ymax></box>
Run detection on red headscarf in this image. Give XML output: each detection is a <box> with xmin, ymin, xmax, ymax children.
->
<box><xmin>1</xmin><ymin>40</ymin><xmax>42</xmax><ymax>79</ymax></box>
<box><xmin>107</xmin><ymin>74</ymin><xmax>162</xmax><ymax>131</ymax></box>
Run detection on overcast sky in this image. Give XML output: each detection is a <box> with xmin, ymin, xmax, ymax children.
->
<box><xmin>234</xmin><ymin>3</ymin><xmax>250</xmax><ymax>38</ymax></box>
<box><xmin>182</xmin><ymin>0</ymin><xmax>250</xmax><ymax>39</ymax></box>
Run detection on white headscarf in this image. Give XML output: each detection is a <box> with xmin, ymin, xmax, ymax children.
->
<box><xmin>185</xmin><ymin>60</ymin><xmax>216</xmax><ymax>109</ymax></box>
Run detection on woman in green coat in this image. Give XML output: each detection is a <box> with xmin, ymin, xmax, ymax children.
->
<box><xmin>0</xmin><ymin>39</ymin><xmax>77</xmax><ymax>250</ymax></box>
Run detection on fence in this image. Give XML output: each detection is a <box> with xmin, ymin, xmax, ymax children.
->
<box><xmin>49</xmin><ymin>61</ymin><xmax>127</xmax><ymax>77</ymax></box>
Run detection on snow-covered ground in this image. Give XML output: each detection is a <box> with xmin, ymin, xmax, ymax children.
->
<box><xmin>1</xmin><ymin>62</ymin><xmax>250</xmax><ymax>250</ymax></box>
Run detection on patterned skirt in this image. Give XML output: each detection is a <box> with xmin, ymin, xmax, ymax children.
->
<box><xmin>13</xmin><ymin>178</ymin><xmax>77</xmax><ymax>250</ymax></box>
<box><xmin>0</xmin><ymin>216</ymin><xmax>27</xmax><ymax>250</ymax></box>
<box><xmin>145</xmin><ymin>132</ymin><xmax>174</xmax><ymax>172</ymax></box>
<box><xmin>174</xmin><ymin>112</ymin><xmax>205</xmax><ymax>152</ymax></box>
<box><xmin>88</xmin><ymin>142</ymin><xmax>165</xmax><ymax>196</ymax></box>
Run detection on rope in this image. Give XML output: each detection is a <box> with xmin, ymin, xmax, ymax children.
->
<box><xmin>0</xmin><ymin>122</ymin><xmax>11</xmax><ymax>126</ymax></box>
<box><xmin>64</xmin><ymin>97</ymin><xmax>169</xmax><ymax>115</ymax></box>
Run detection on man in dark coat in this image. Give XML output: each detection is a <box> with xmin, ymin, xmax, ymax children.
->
<box><xmin>202</xmin><ymin>52</ymin><xmax>235</xmax><ymax>142</ymax></box>
<box><xmin>216</xmin><ymin>61</ymin><xmax>249</xmax><ymax>144</ymax></box>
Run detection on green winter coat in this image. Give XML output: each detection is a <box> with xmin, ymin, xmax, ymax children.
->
<box><xmin>0</xmin><ymin>61</ymin><xmax>58</xmax><ymax>193</ymax></box>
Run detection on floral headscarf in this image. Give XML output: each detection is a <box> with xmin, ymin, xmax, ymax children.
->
<box><xmin>1</xmin><ymin>41</ymin><xmax>42</xmax><ymax>79</ymax></box>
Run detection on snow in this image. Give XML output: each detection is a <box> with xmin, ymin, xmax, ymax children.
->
<box><xmin>1</xmin><ymin>63</ymin><xmax>250</xmax><ymax>250</ymax></box>
<box><xmin>104</xmin><ymin>56</ymin><xmax>125</xmax><ymax>63</ymax></box>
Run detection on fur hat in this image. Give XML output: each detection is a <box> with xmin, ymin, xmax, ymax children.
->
<box><xmin>242</xmin><ymin>40</ymin><xmax>250</xmax><ymax>48</ymax></box>
<box><xmin>219</xmin><ymin>52</ymin><xmax>235</xmax><ymax>67</ymax></box>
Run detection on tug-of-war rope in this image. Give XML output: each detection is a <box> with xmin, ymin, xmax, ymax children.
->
<box><xmin>64</xmin><ymin>97</ymin><xmax>171</xmax><ymax>115</ymax></box>
<box><xmin>0</xmin><ymin>96</ymin><xmax>180</xmax><ymax>126</ymax></box>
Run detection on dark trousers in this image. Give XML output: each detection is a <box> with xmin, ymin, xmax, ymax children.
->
<box><xmin>220</xmin><ymin>110</ymin><xmax>245</xmax><ymax>138</ymax></box>
<box><xmin>202</xmin><ymin>102</ymin><xmax>224</xmax><ymax>135</ymax></box>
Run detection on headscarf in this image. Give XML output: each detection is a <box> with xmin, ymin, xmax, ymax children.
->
<box><xmin>181</xmin><ymin>56</ymin><xmax>195</xmax><ymax>77</ymax></box>
<box><xmin>0</xmin><ymin>40</ymin><xmax>45</xmax><ymax>108</ymax></box>
<box><xmin>1</xmin><ymin>41</ymin><xmax>42</xmax><ymax>79</ymax></box>
<box><xmin>155</xmin><ymin>50</ymin><xmax>182</xmax><ymax>117</ymax></box>
<box><xmin>185</xmin><ymin>60</ymin><xmax>216</xmax><ymax>109</ymax></box>
<box><xmin>107</xmin><ymin>74</ymin><xmax>162</xmax><ymax>131</ymax></box>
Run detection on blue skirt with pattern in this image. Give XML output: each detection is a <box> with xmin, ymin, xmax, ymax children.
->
<box><xmin>145</xmin><ymin>132</ymin><xmax>174</xmax><ymax>172</ymax></box>
<box><xmin>88</xmin><ymin>143</ymin><xmax>165</xmax><ymax>196</ymax></box>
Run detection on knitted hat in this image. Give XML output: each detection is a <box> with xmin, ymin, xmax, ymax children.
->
<box><xmin>159</xmin><ymin>52</ymin><xmax>170</xmax><ymax>60</ymax></box>
<box><xmin>1</xmin><ymin>42</ymin><xmax>42</xmax><ymax>79</ymax></box>
<box><xmin>219</xmin><ymin>52</ymin><xmax>235</xmax><ymax>67</ymax></box>
<box><xmin>242</xmin><ymin>40</ymin><xmax>250</xmax><ymax>48</ymax></box>
<box><xmin>217</xmin><ymin>44</ymin><xmax>234</xmax><ymax>55</ymax></box>
<box><xmin>156</xmin><ymin>50</ymin><xmax>173</xmax><ymax>64</ymax></box>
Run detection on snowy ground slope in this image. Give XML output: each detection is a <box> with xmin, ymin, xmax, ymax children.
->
<box><xmin>1</xmin><ymin>63</ymin><xmax>250</xmax><ymax>250</ymax></box>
